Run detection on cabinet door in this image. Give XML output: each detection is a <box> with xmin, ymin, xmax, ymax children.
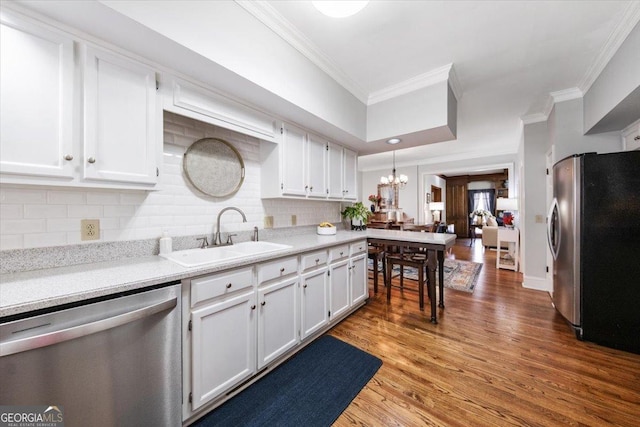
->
<box><xmin>306</xmin><ymin>133</ymin><xmax>327</xmax><ymax>198</ymax></box>
<box><xmin>343</xmin><ymin>148</ymin><xmax>358</xmax><ymax>200</ymax></box>
<box><xmin>350</xmin><ymin>254</ymin><xmax>368</xmax><ymax>306</ymax></box>
<box><xmin>83</xmin><ymin>46</ymin><xmax>159</xmax><ymax>185</ymax></box>
<box><xmin>0</xmin><ymin>12</ymin><xmax>75</xmax><ymax>179</ymax></box>
<box><xmin>257</xmin><ymin>278</ymin><xmax>299</xmax><ymax>368</ymax></box>
<box><xmin>300</xmin><ymin>267</ymin><xmax>329</xmax><ymax>339</ymax></box>
<box><xmin>329</xmin><ymin>259</ymin><xmax>350</xmax><ymax>320</ymax></box>
<box><xmin>326</xmin><ymin>142</ymin><xmax>344</xmax><ymax>199</ymax></box>
<box><xmin>191</xmin><ymin>290</ymin><xmax>256</xmax><ymax>410</ymax></box>
<box><xmin>281</xmin><ymin>123</ymin><xmax>307</xmax><ymax>196</ymax></box>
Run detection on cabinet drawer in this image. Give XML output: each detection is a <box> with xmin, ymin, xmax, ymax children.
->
<box><xmin>329</xmin><ymin>245</ymin><xmax>349</xmax><ymax>261</ymax></box>
<box><xmin>257</xmin><ymin>256</ymin><xmax>298</xmax><ymax>284</ymax></box>
<box><xmin>300</xmin><ymin>250</ymin><xmax>328</xmax><ymax>272</ymax></box>
<box><xmin>191</xmin><ymin>267</ymin><xmax>253</xmax><ymax>306</ymax></box>
<box><xmin>350</xmin><ymin>240</ymin><xmax>367</xmax><ymax>256</ymax></box>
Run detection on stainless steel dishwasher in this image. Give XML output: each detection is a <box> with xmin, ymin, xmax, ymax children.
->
<box><xmin>0</xmin><ymin>283</ymin><xmax>181</xmax><ymax>426</ymax></box>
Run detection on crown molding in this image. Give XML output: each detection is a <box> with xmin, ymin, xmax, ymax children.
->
<box><xmin>578</xmin><ymin>1</ymin><xmax>640</xmax><ymax>94</ymax></box>
<box><xmin>235</xmin><ymin>0</ymin><xmax>369</xmax><ymax>103</ymax></box>
<box><xmin>367</xmin><ymin>63</ymin><xmax>458</xmax><ymax>106</ymax></box>
<box><xmin>550</xmin><ymin>87</ymin><xmax>583</xmax><ymax>103</ymax></box>
<box><xmin>521</xmin><ymin>113</ymin><xmax>548</xmax><ymax>125</ymax></box>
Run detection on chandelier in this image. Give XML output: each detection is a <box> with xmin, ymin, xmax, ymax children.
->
<box><xmin>380</xmin><ymin>151</ymin><xmax>408</xmax><ymax>188</ymax></box>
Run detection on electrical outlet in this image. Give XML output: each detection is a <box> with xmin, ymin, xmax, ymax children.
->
<box><xmin>81</xmin><ymin>219</ymin><xmax>100</xmax><ymax>241</ymax></box>
<box><xmin>264</xmin><ymin>216</ymin><xmax>274</xmax><ymax>229</ymax></box>
<box><xmin>535</xmin><ymin>215</ymin><xmax>545</xmax><ymax>223</ymax></box>
<box><xmin>291</xmin><ymin>215</ymin><xmax>297</xmax><ymax>226</ymax></box>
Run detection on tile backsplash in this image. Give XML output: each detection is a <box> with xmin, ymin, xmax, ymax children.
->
<box><xmin>0</xmin><ymin>112</ymin><xmax>342</xmax><ymax>250</ymax></box>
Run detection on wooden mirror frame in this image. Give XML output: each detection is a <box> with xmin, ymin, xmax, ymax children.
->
<box><xmin>377</xmin><ymin>184</ymin><xmax>399</xmax><ymax>210</ymax></box>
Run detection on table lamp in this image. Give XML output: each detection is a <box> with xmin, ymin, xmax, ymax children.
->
<box><xmin>430</xmin><ymin>202</ymin><xmax>444</xmax><ymax>223</ymax></box>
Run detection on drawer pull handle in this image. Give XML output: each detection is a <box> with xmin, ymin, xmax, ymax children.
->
<box><xmin>261</xmin><ymin>301</ymin><xmax>266</xmax><ymax>306</ymax></box>
<box><xmin>280</xmin><ymin>267</ymin><xmax>285</xmax><ymax>273</ymax></box>
<box><xmin>64</xmin><ymin>154</ymin><xmax>74</xmax><ymax>161</ymax></box>
<box><xmin>226</xmin><ymin>283</ymin><xmax>232</xmax><ymax>289</ymax></box>
<box><xmin>315</xmin><ymin>258</ymin><xmax>320</xmax><ymax>263</ymax></box>
<box><xmin>87</xmin><ymin>156</ymin><xmax>96</xmax><ymax>164</ymax></box>
<box><xmin>340</xmin><ymin>251</ymin><xmax>344</xmax><ymax>256</ymax></box>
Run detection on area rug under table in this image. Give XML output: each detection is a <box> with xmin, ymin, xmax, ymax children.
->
<box><xmin>372</xmin><ymin>258</ymin><xmax>482</xmax><ymax>293</ymax></box>
<box><xmin>193</xmin><ymin>335</ymin><xmax>382</xmax><ymax>427</ymax></box>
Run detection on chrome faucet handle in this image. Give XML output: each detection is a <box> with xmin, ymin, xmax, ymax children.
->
<box><xmin>196</xmin><ymin>236</ymin><xmax>209</xmax><ymax>249</ymax></box>
<box><xmin>226</xmin><ymin>234</ymin><xmax>237</xmax><ymax>245</ymax></box>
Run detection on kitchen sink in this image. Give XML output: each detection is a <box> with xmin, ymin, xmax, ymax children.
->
<box><xmin>161</xmin><ymin>241</ymin><xmax>292</xmax><ymax>268</ymax></box>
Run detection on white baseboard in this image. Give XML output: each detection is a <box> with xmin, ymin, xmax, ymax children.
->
<box><xmin>522</xmin><ymin>275</ymin><xmax>552</xmax><ymax>292</ymax></box>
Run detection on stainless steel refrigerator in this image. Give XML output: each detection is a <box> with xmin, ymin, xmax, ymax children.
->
<box><xmin>548</xmin><ymin>151</ymin><xmax>640</xmax><ymax>354</ymax></box>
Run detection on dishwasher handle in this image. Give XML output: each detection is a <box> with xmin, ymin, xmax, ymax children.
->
<box><xmin>1</xmin><ymin>296</ymin><xmax>177</xmax><ymax>357</ymax></box>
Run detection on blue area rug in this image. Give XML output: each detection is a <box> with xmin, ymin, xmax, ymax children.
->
<box><xmin>193</xmin><ymin>335</ymin><xmax>382</xmax><ymax>427</ymax></box>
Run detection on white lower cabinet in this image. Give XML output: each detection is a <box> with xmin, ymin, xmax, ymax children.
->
<box><xmin>329</xmin><ymin>259</ymin><xmax>350</xmax><ymax>320</ymax></box>
<box><xmin>185</xmin><ymin>242</ymin><xmax>368</xmax><ymax>422</ymax></box>
<box><xmin>350</xmin><ymin>253</ymin><xmax>368</xmax><ymax>307</ymax></box>
<box><xmin>300</xmin><ymin>266</ymin><xmax>329</xmax><ymax>339</ymax></box>
<box><xmin>190</xmin><ymin>290</ymin><xmax>256</xmax><ymax>411</ymax></box>
<box><xmin>257</xmin><ymin>277</ymin><xmax>299</xmax><ymax>369</ymax></box>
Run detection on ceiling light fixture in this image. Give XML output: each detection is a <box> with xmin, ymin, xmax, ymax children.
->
<box><xmin>380</xmin><ymin>151</ymin><xmax>408</xmax><ymax>188</ymax></box>
<box><xmin>312</xmin><ymin>1</ymin><xmax>369</xmax><ymax>18</ymax></box>
<box><xmin>386</xmin><ymin>138</ymin><xmax>401</xmax><ymax>145</ymax></box>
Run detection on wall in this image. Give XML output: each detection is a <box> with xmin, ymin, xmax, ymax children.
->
<box><xmin>360</xmin><ymin>166</ymin><xmax>419</xmax><ymax>220</ymax></box>
<box><xmin>584</xmin><ymin>21</ymin><xmax>640</xmax><ymax>133</ymax></box>
<box><xmin>0</xmin><ymin>112</ymin><xmax>342</xmax><ymax>250</ymax></box>
<box><xmin>520</xmin><ymin>97</ymin><xmax>622</xmax><ymax>291</ymax></box>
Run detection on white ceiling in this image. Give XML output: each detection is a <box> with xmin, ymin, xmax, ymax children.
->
<box><xmin>256</xmin><ymin>0</ymin><xmax>639</xmax><ymax>171</ymax></box>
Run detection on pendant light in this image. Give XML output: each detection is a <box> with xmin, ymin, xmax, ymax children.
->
<box><xmin>380</xmin><ymin>151</ymin><xmax>408</xmax><ymax>188</ymax></box>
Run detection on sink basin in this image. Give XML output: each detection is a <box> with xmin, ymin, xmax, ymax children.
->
<box><xmin>161</xmin><ymin>241</ymin><xmax>292</xmax><ymax>268</ymax></box>
<box><xmin>231</xmin><ymin>241</ymin><xmax>292</xmax><ymax>255</ymax></box>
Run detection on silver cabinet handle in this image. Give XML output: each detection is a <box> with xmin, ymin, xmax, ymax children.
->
<box><xmin>87</xmin><ymin>157</ymin><xmax>96</xmax><ymax>164</ymax></box>
<box><xmin>0</xmin><ymin>297</ymin><xmax>176</xmax><ymax>357</ymax></box>
<box><xmin>64</xmin><ymin>154</ymin><xmax>74</xmax><ymax>161</ymax></box>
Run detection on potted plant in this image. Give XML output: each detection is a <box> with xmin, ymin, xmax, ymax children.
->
<box><xmin>341</xmin><ymin>202</ymin><xmax>372</xmax><ymax>231</ymax></box>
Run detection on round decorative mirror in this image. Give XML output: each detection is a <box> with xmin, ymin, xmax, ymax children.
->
<box><xmin>183</xmin><ymin>138</ymin><xmax>245</xmax><ymax>197</ymax></box>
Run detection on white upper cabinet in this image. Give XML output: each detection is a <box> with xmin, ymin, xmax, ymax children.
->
<box><xmin>164</xmin><ymin>77</ymin><xmax>278</xmax><ymax>143</ymax></box>
<box><xmin>83</xmin><ymin>46</ymin><xmax>159</xmax><ymax>185</ymax></box>
<box><xmin>0</xmin><ymin>11</ymin><xmax>75</xmax><ymax>179</ymax></box>
<box><xmin>0</xmin><ymin>10</ymin><xmax>161</xmax><ymax>190</ymax></box>
<box><xmin>262</xmin><ymin>126</ymin><xmax>356</xmax><ymax>201</ymax></box>
<box><xmin>280</xmin><ymin>122</ymin><xmax>307</xmax><ymax>197</ymax></box>
<box><xmin>305</xmin><ymin>132</ymin><xmax>327</xmax><ymax>198</ymax></box>
<box><xmin>343</xmin><ymin>147</ymin><xmax>358</xmax><ymax>201</ymax></box>
<box><xmin>327</xmin><ymin>143</ymin><xmax>358</xmax><ymax>201</ymax></box>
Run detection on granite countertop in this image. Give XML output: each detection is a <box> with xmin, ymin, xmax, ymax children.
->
<box><xmin>0</xmin><ymin>231</ymin><xmax>368</xmax><ymax>318</ymax></box>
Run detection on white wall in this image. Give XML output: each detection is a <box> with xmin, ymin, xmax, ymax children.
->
<box><xmin>360</xmin><ymin>165</ymin><xmax>419</xmax><ymax>220</ymax></box>
<box><xmin>0</xmin><ymin>113</ymin><xmax>342</xmax><ymax>250</ymax></box>
<box><xmin>520</xmin><ymin>97</ymin><xmax>623</xmax><ymax>291</ymax></box>
<box><xmin>584</xmin><ymin>21</ymin><xmax>640</xmax><ymax>133</ymax></box>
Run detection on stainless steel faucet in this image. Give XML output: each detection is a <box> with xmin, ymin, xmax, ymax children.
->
<box><xmin>214</xmin><ymin>207</ymin><xmax>247</xmax><ymax>246</ymax></box>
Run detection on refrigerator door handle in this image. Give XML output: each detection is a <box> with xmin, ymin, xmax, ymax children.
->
<box><xmin>547</xmin><ymin>197</ymin><xmax>560</xmax><ymax>260</ymax></box>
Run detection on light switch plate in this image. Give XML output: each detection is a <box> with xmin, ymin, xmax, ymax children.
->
<box><xmin>264</xmin><ymin>216</ymin><xmax>274</xmax><ymax>229</ymax></box>
<box><xmin>291</xmin><ymin>215</ymin><xmax>297</xmax><ymax>226</ymax></box>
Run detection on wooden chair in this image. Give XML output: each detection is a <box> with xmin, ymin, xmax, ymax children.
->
<box><xmin>385</xmin><ymin>250</ymin><xmax>431</xmax><ymax>311</ymax></box>
<box><xmin>367</xmin><ymin>244</ymin><xmax>387</xmax><ymax>293</ymax></box>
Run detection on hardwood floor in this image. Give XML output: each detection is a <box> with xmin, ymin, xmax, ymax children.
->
<box><xmin>330</xmin><ymin>239</ymin><xmax>640</xmax><ymax>426</ymax></box>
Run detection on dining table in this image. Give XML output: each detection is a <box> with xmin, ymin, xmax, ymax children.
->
<box><xmin>366</xmin><ymin>228</ymin><xmax>457</xmax><ymax>323</ymax></box>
